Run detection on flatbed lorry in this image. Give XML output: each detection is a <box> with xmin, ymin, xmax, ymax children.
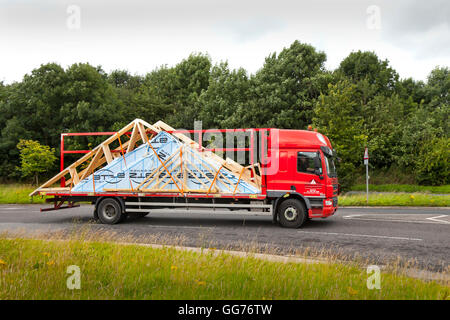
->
<box><xmin>31</xmin><ymin>119</ymin><xmax>339</xmax><ymax>228</ymax></box>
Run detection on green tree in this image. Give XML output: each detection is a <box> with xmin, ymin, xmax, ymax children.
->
<box><xmin>313</xmin><ymin>80</ymin><xmax>368</xmax><ymax>188</ymax></box>
<box><xmin>423</xmin><ymin>67</ymin><xmax>449</xmax><ymax>110</ymax></box>
<box><xmin>17</xmin><ymin>139</ymin><xmax>57</xmax><ymax>185</ymax></box>
<box><xmin>61</xmin><ymin>63</ymin><xmax>122</xmax><ymax>132</ymax></box>
<box><xmin>396</xmin><ymin>77</ymin><xmax>426</xmax><ymax>113</ymax></box>
<box><xmin>197</xmin><ymin>62</ymin><xmax>251</xmax><ymax>128</ymax></box>
<box><xmin>242</xmin><ymin>41</ymin><xmax>328</xmax><ymax>129</ymax></box>
<box><xmin>415</xmin><ymin>137</ymin><xmax>449</xmax><ymax>185</ymax></box>
<box><xmin>0</xmin><ymin>64</ymin><xmax>67</xmax><ymax>179</ymax></box>
<box><xmin>392</xmin><ymin>106</ymin><xmax>446</xmax><ymax>170</ymax></box>
<box><xmin>140</xmin><ymin>54</ymin><xmax>211</xmax><ymax>129</ymax></box>
<box><xmin>108</xmin><ymin>69</ymin><xmax>143</xmax><ymax>90</ymax></box>
<box><xmin>338</xmin><ymin>51</ymin><xmax>398</xmax><ymax>98</ymax></box>
<box><xmin>362</xmin><ymin>94</ymin><xmax>405</xmax><ymax>168</ymax></box>
<box><xmin>0</xmin><ymin>46</ymin><xmax>448</xmax><ymax>187</ymax></box>
<box><xmin>60</xmin><ymin>63</ymin><xmax>123</xmax><ymax>150</ymax></box>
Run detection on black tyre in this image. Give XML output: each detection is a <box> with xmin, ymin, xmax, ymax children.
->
<box><xmin>97</xmin><ymin>198</ymin><xmax>126</xmax><ymax>224</ymax></box>
<box><xmin>93</xmin><ymin>208</ymin><xmax>99</xmax><ymax>220</ymax></box>
<box><xmin>278</xmin><ymin>198</ymin><xmax>307</xmax><ymax>228</ymax></box>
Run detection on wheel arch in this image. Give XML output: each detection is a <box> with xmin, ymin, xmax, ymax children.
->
<box><xmin>268</xmin><ymin>191</ymin><xmax>311</xmax><ymax>222</ymax></box>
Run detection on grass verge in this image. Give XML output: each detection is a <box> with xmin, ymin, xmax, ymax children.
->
<box><xmin>0</xmin><ymin>184</ymin><xmax>448</xmax><ymax>207</ymax></box>
<box><xmin>339</xmin><ymin>192</ymin><xmax>450</xmax><ymax>207</ymax></box>
<box><xmin>350</xmin><ymin>184</ymin><xmax>450</xmax><ymax>194</ymax></box>
<box><xmin>0</xmin><ymin>238</ymin><xmax>448</xmax><ymax>299</ymax></box>
<box><xmin>0</xmin><ymin>184</ymin><xmax>46</xmax><ymax>204</ymax></box>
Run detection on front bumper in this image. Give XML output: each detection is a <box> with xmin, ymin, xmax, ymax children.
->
<box><xmin>308</xmin><ymin>196</ymin><xmax>338</xmax><ymax>218</ymax></box>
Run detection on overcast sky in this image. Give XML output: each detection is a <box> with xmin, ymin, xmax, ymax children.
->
<box><xmin>0</xmin><ymin>0</ymin><xmax>449</xmax><ymax>83</ymax></box>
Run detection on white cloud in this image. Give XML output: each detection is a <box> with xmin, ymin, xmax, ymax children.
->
<box><xmin>0</xmin><ymin>0</ymin><xmax>448</xmax><ymax>83</ymax></box>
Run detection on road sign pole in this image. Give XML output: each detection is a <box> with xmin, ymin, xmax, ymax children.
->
<box><xmin>366</xmin><ymin>162</ymin><xmax>369</xmax><ymax>204</ymax></box>
<box><xmin>364</xmin><ymin>147</ymin><xmax>369</xmax><ymax>204</ymax></box>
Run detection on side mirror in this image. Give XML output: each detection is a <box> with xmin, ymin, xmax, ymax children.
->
<box><xmin>314</xmin><ymin>155</ymin><xmax>322</xmax><ymax>176</ymax></box>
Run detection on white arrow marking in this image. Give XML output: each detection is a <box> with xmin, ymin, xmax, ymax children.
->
<box><xmin>426</xmin><ymin>215</ymin><xmax>450</xmax><ymax>224</ymax></box>
<box><xmin>343</xmin><ymin>214</ymin><xmax>450</xmax><ymax>225</ymax></box>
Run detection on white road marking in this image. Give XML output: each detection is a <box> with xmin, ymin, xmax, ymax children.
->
<box><xmin>146</xmin><ymin>224</ymin><xmax>423</xmax><ymax>241</ymax></box>
<box><xmin>297</xmin><ymin>230</ymin><xmax>422</xmax><ymax>241</ymax></box>
<box><xmin>342</xmin><ymin>214</ymin><xmax>450</xmax><ymax>225</ymax></box>
<box><xmin>426</xmin><ymin>215</ymin><xmax>450</xmax><ymax>224</ymax></box>
<box><xmin>147</xmin><ymin>224</ymin><xmax>215</xmax><ymax>230</ymax></box>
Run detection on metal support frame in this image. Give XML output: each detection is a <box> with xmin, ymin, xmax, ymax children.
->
<box><xmin>41</xmin><ymin>197</ymin><xmax>80</xmax><ymax>212</ymax></box>
<box><xmin>59</xmin><ymin>127</ymin><xmax>270</xmax><ymax>188</ymax></box>
<box><xmin>60</xmin><ymin>131</ymin><xmax>127</xmax><ymax>187</ymax></box>
<box><xmin>33</xmin><ymin>120</ymin><xmax>274</xmax><ymax>213</ymax></box>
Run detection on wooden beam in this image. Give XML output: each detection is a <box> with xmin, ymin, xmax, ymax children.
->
<box><xmin>102</xmin><ymin>145</ymin><xmax>113</xmax><ymax>164</ymax></box>
<box><xmin>137</xmin><ymin>123</ymin><xmax>149</xmax><ymax>143</ymax></box>
<box><xmin>34</xmin><ymin>187</ymin><xmax>71</xmax><ymax>193</ymax></box>
<box><xmin>185</xmin><ymin>166</ymin><xmax>213</xmax><ymax>191</ymax></box>
<box><xmin>139</xmin><ymin>149</ymin><xmax>181</xmax><ymax>190</ymax></box>
<box><xmin>69</xmin><ymin>167</ymin><xmax>80</xmax><ymax>185</ymax></box>
<box><xmin>186</xmin><ymin>148</ymin><xmax>234</xmax><ymax>192</ymax></box>
<box><xmin>31</xmin><ymin>119</ymin><xmax>262</xmax><ymax>197</ymax></box>
<box><xmin>158</xmin><ymin>163</ymin><xmax>182</xmax><ymax>190</ymax></box>
<box><xmin>30</xmin><ymin>120</ymin><xmax>140</xmax><ymax>196</ymax></box>
<box><xmin>126</xmin><ymin>124</ymin><xmax>140</xmax><ymax>153</ymax></box>
<box><xmin>183</xmin><ymin>149</ymin><xmax>229</xmax><ymax>192</ymax></box>
<box><xmin>154</xmin><ymin>120</ymin><xmax>254</xmax><ymax>185</ymax></box>
<box><xmin>79</xmin><ymin>148</ymin><xmax>105</xmax><ymax>181</ymax></box>
<box><xmin>102</xmin><ymin>188</ymin><xmax>218</xmax><ymax>193</ymax></box>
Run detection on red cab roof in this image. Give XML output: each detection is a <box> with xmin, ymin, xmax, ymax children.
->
<box><xmin>272</xmin><ymin>129</ymin><xmax>333</xmax><ymax>150</ymax></box>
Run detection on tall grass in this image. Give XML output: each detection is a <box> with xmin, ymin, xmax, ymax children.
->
<box><xmin>352</xmin><ymin>167</ymin><xmax>416</xmax><ymax>185</ymax></box>
<box><xmin>0</xmin><ymin>184</ymin><xmax>46</xmax><ymax>204</ymax></box>
<box><xmin>0</xmin><ymin>238</ymin><xmax>448</xmax><ymax>300</ymax></box>
<box><xmin>339</xmin><ymin>192</ymin><xmax>450</xmax><ymax>207</ymax></box>
<box><xmin>350</xmin><ymin>184</ymin><xmax>450</xmax><ymax>194</ymax></box>
<box><xmin>0</xmin><ymin>184</ymin><xmax>449</xmax><ymax>207</ymax></box>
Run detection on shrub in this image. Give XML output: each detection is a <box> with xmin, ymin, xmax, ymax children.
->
<box><xmin>415</xmin><ymin>137</ymin><xmax>449</xmax><ymax>185</ymax></box>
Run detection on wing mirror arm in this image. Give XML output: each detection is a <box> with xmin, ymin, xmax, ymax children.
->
<box><xmin>314</xmin><ymin>153</ymin><xmax>324</xmax><ymax>179</ymax></box>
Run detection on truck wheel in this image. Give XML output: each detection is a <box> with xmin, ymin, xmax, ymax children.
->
<box><xmin>93</xmin><ymin>208</ymin><xmax>99</xmax><ymax>220</ymax></box>
<box><xmin>278</xmin><ymin>198</ymin><xmax>307</xmax><ymax>228</ymax></box>
<box><xmin>97</xmin><ymin>198</ymin><xmax>126</xmax><ymax>224</ymax></box>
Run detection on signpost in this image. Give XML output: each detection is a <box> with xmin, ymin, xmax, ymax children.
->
<box><xmin>364</xmin><ymin>147</ymin><xmax>369</xmax><ymax>204</ymax></box>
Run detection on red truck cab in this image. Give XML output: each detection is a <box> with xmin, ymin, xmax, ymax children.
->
<box><xmin>264</xmin><ymin>129</ymin><xmax>339</xmax><ymax>227</ymax></box>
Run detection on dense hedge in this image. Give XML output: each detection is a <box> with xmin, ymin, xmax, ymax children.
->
<box><xmin>0</xmin><ymin>41</ymin><xmax>448</xmax><ymax>187</ymax></box>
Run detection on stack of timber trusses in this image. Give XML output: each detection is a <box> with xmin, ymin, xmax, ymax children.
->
<box><xmin>30</xmin><ymin>119</ymin><xmax>262</xmax><ymax>197</ymax></box>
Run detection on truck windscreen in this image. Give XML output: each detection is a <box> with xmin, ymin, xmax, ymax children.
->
<box><xmin>324</xmin><ymin>154</ymin><xmax>337</xmax><ymax>178</ymax></box>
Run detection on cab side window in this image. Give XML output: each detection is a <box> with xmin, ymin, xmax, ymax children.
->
<box><xmin>297</xmin><ymin>152</ymin><xmax>321</xmax><ymax>174</ymax></box>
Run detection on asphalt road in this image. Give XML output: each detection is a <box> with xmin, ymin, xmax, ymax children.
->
<box><xmin>0</xmin><ymin>204</ymin><xmax>449</xmax><ymax>271</ymax></box>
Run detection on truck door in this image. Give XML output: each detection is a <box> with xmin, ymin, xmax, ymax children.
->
<box><xmin>295</xmin><ymin>151</ymin><xmax>326</xmax><ymax>200</ymax></box>
<box><xmin>266</xmin><ymin>149</ymin><xmax>326</xmax><ymax>200</ymax></box>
